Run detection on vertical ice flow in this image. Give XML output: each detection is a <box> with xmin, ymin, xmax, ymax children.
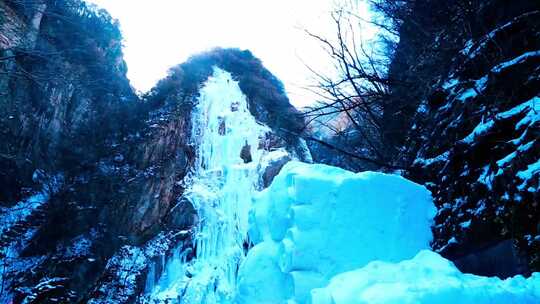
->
<box><xmin>148</xmin><ymin>67</ymin><xmax>271</xmax><ymax>303</ymax></box>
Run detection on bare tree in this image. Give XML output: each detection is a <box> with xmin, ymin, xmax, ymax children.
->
<box><xmin>301</xmin><ymin>3</ymin><xmax>403</xmax><ymax>170</ymax></box>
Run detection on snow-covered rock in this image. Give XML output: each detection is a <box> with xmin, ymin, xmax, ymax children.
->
<box><xmin>410</xmin><ymin>8</ymin><xmax>540</xmax><ymax>276</ymax></box>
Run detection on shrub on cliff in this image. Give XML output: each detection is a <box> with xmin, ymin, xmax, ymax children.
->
<box><xmin>145</xmin><ymin>48</ymin><xmax>304</xmax><ymax>136</ymax></box>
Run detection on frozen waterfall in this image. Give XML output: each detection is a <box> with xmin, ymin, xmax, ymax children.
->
<box><xmin>146</xmin><ymin>67</ymin><xmax>273</xmax><ymax>302</ymax></box>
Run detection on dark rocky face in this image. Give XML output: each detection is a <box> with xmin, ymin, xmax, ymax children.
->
<box><xmin>401</xmin><ymin>2</ymin><xmax>540</xmax><ymax>277</ymax></box>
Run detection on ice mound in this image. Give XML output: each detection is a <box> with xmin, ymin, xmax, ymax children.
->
<box><xmin>237</xmin><ymin>161</ymin><xmax>436</xmax><ymax>303</ymax></box>
<box><xmin>310</xmin><ymin>250</ymin><xmax>540</xmax><ymax>304</ymax></box>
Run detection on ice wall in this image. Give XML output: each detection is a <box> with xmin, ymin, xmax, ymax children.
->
<box><xmin>238</xmin><ymin>161</ymin><xmax>436</xmax><ymax>303</ymax></box>
<box><xmin>147</xmin><ymin>67</ymin><xmax>273</xmax><ymax>303</ymax></box>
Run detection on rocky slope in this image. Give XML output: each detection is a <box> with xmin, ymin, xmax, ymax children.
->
<box><xmin>0</xmin><ymin>1</ymin><xmax>166</xmax><ymax>302</ymax></box>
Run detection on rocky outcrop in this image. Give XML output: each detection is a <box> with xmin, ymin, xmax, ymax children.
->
<box><xmin>0</xmin><ymin>1</ymin><xmax>195</xmax><ymax>302</ymax></box>
<box><xmin>258</xmin><ymin>151</ymin><xmax>291</xmax><ymax>189</ymax></box>
<box><xmin>453</xmin><ymin>239</ymin><xmax>529</xmax><ymax>278</ymax></box>
<box><xmin>404</xmin><ymin>2</ymin><xmax>540</xmax><ymax>276</ymax></box>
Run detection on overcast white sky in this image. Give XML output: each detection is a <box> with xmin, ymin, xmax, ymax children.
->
<box><xmin>85</xmin><ymin>0</ymin><xmax>374</xmax><ymax>108</ymax></box>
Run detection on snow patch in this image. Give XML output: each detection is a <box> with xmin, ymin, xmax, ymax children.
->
<box><xmin>517</xmin><ymin>159</ymin><xmax>540</xmax><ymax>190</ymax></box>
<box><xmin>414</xmin><ymin>151</ymin><xmax>449</xmax><ymax>167</ymax></box>
<box><xmin>462</xmin><ymin>96</ymin><xmax>540</xmax><ymax>144</ymax></box>
<box><xmin>0</xmin><ymin>193</ymin><xmax>47</xmax><ymax>236</ymax></box>
<box><xmin>491</xmin><ymin>51</ymin><xmax>540</xmax><ymax>74</ymax></box>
